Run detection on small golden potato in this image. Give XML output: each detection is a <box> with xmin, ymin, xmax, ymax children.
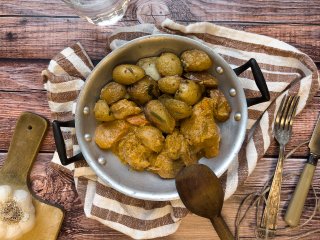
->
<box><xmin>160</xmin><ymin>97</ymin><xmax>192</xmax><ymax>120</ymax></box>
<box><xmin>127</xmin><ymin>76</ymin><xmax>160</xmax><ymax>104</ymax></box>
<box><xmin>137</xmin><ymin>57</ymin><xmax>161</xmax><ymax>80</ymax></box>
<box><xmin>156</xmin><ymin>53</ymin><xmax>183</xmax><ymax>76</ymax></box>
<box><xmin>100</xmin><ymin>82</ymin><xmax>127</xmax><ymax>104</ymax></box>
<box><xmin>144</xmin><ymin>100</ymin><xmax>176</xmax><ymax>134</ymax></box>
<box><xmin>181</xmin><ymin>49</ymin><xmax>212</xmax><ymax>72</ymax></box>
<box><xmin>136</xmin><ymin>125</ymin><xmax>165</xmax><ymax>153</ymax></box>
<box><xmin>175</xmin><ymin>80</ymin><xmax>202</xmax><ymax>105</ymax></box>
<box><xmin>112</xmin><ymin>64</ymin><xmax>145</xmax><ymax>85</ymax></box>
<box><xmin>158</xmin><ymin>76</ymin><xmax>182</xmax><ymax>94</ymax></box>
<box><xmin>110</xmin><ymin>99</ymin><xmax>142</xmax><ymax>119</ymax></box>
<box><xmin>94</xmin><ymin>100</ymin><xmax>115</xmax><ymax>122</ymax></box>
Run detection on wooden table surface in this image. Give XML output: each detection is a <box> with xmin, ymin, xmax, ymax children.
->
<box><xmin>0</xmin><ymin>0</ymin><xmax>319</xmax><ymax>239</ymax></box>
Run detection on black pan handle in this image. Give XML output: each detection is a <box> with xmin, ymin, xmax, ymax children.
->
<box><xmin>52</xmin><ymin>120</ymin><xmax>83</xmax><ymax>165</ymax></box>
<box><xmin>233</xmin><ymin>58</ymin><xmax>270</xmax><ymax>107</ymax></box>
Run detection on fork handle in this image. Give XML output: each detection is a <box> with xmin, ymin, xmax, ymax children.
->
<box><xmin>260</xmin><ymin>145</ymin><xmax>285</xmax><ymax>235</ymax></box>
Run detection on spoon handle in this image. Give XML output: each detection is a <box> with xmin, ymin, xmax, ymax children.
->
<box><xmin>210</xmin><ymin>215</ymin><xmax>234</xmax><ymax>240</ymax></box>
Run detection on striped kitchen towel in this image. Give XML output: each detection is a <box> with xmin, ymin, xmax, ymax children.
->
<box><xmin>42</xmin><ymin>19</ymin><xmax>319</xmax><ymax>239</ymax></box>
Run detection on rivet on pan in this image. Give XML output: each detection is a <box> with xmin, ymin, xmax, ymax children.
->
<box><xmin>234</xmin><ymin>113</ymin><xmax>242</xmax><ymax>121</ymax></box>
<box><xmin>84</xmin><ymin>134</ymin><xmax>92</xmax><ymax>142</ymax></box>
<box><xmin>98</xmin><ymin>157</ymin><xmax>106</xmax><ymax>165</ymax></box>
<box><xmin>229</xmin><ymin>88</ymin><xmax>236</xmax><ymax>97</ymax></box>
<box><xmin>83</xmin><ymin>106</ymin><xmax>90</xmax><ymax>115</ymax></box>
<box><xmin>216</xmin><ymin>66</ymin><xmax>224</xmax><ymax>74</ymax></box>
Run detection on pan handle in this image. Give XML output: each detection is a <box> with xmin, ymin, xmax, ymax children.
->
<box><xmin>233</xmin><ymin>58</ymin><xmax>270</xmax><ymax>107</ymax></box>
<box><xmin>52</xmin><ymin>120</ymin><xmax>83</xmax><ymax>166</ymax></box>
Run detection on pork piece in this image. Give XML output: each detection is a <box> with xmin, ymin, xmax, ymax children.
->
<box><xmin>126</xmin><ymin>113</ymin><xmax>149</xmax><ymax>126</ymax></box>
<box><xmin>209</xmin><ymin>89</ymin><xmax>231</xmax><ymax>122</ymax></box>
<box><xmin>117</xmin><ymin>132</ymin><xmax>152</xmax><ymax>171</ymax></box>
<box><xmin>180</xmin><ymin>97</ymin><xmax>220</xmax><ymax>152</ymax></box>
<box><xmin>149</xmin><ymin>153</ymin><xmax>185</xmax><ymax>179</ymax></box>
<box><xmin>110</xmin><ymin>99</ymin><xmax>142</xmax><ymax>119</ymax></box>
<box><xmin>94</xmin><ymin>120</ymin><xmax>131</xmax><ymax>149</ymax></box>
<box><xmin>203</xmin><ymin>139</ymin><xmax>220</xmax><ymax>158</ymax></box>
<box><xmin>136</xmin><ymin>125</ymin><xmax>165</xmax><ymax>153</ymax></box>
<box><xmin>161</xmin><ymin>130</ymin><xmax>197</xmax><ymax>166</ymax></box>
<box><xmin>184</xmin><ymin>72</ymin><xmax>218</xmax><ymax>88</ymax></box>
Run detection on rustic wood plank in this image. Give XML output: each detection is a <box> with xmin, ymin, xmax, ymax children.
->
<box><xmin>0</xmin><ymin>91</ymin><xmax>55</xmax><ymax>151</ymax></box>
<box><xmin>1</xmin><ymin>0</ymin><xmax>319</xmax><ymax>25</ymax></box>
<box><xmin>0</xmin><ymin>17</ymin><xmax>319</xmax><ymax>61</ymax></box>
<box><xmin>0</xmin><ymin>75</ymin><xmax>319</xmax><ymax>156</ymax></box>
<box><xmin>0</xmin><ymin>59</ymin><xmax>48</xmax><ymax>91</ymax></box>
<box><xmin>0</xmin><ymin>17</ymin><xmax>137</xmax><ymax>61</ymax></box>
<box><xmin>0</xmin><ymin>153</ymin><xmax>319</xmax><ymax>239</ymax></box>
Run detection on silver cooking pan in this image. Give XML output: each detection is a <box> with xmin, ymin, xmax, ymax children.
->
<box><xmin>53</xmin><ymin>34</ymin><xmax>269</xmax><ymax>201</ymax></box>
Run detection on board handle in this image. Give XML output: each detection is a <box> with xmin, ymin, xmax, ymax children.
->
<box><xmin>0</xmin><ymin>112</ymin><xmax>48</xmax><ymax>186</ymax></box>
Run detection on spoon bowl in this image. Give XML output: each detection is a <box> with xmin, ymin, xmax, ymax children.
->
<box><xmin>176</xmin><ymin>164</ymin><xmax>234</xmax><ymax>240</ymax></box>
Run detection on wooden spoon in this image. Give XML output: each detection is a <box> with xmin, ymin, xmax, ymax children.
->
<box><xmin>0</xmin><ymin>112</ymin><xmax>64</xmax><ymax>240</ymax></box>
<box><xmin>175</xmin><ymin>164</ymin><xmax>234</xmax><ymax>240</ymax></box>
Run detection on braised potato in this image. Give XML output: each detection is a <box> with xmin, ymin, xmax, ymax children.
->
<box><xmin>112</xmin><ymin>64</ymin><xmax>145</xmax><ymax>85</ymax></box>
<box><xmin>210</xmin><ymin>89</ymin><xmax>231</xmax><ymax>122</ymax></box>
<box><xmin>159</xmin><ymin>96</ymin><xmax>192</xmax><ymax>120</ymax></box>
<box><xmin>181</xmin><ymin>49</ymin><xmax>212</xmax><ymax>72</ymax></box>
<box><xmin>144</xmin><ymin>100</ymin><xmax>175</xmax><ymax>134</ymax></box>
<box><xmin>117</xmin><ymin>132</ymin><xmax>151</xmax><ymax>170</ymax></box>
<box><xmin>94</xmin><ymin>120</ymin><xmax>130</xmax><ymax>149</ymax></box>
<box><xmin>127</xmin><ymin>76</ymin><xmax>160</xmax><ymax>104</ymax></box>
<box><xmin>158</xmin><ymin>76</ymin><xmax>182</xmax><ymax>94</ymax></box>
<box><xmin>184</xmin><ymin>72</ymin><xmax>218</xmax><ymax>88</ymax></box>
<box><xmin>136</xmin><ymin>126</ymin><xmax>165</xmax><ymax>153</ymax></box>
<box><xmin>137</xmin><ymin>57</ymin><xmax>161</xmax><ymax>80</ymax></box>
<box><xmin>174</xmin><ymin>80</ymin><xmax>202</xmax><ymax>105</ymax></box>
<box><xmin>100</xmin><ymin>82</ymin><xmax>127</xmax><ymax>104</ymax></box>
<box><xmin>94</xmin><ymin>100</ymin><xmax>115</xmax><ymax>122</ymax></box>
<box><xmin>110</xmin><ymin>99</ymin><xmax>142</xmax><ymax>119</ymax></box>
<box><xmin>156</xmin><ymin>53</ymin><xmax>183</xmax><ymax>76</ymax></box>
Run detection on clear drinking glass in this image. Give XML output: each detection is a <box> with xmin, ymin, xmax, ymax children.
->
<box><xmin>62</xmin><ymin>0</ymin><xmax>130</xmax><ymax>26</ymax></box>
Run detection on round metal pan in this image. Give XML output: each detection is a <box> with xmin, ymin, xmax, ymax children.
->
<box><xmin>53</xmin><ymin>34</ymin><xmax>269</xmax><ymax>201</ymax></box>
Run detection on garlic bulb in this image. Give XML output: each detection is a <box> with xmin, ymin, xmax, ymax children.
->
<box><xmin>0</xmin><ymin>185</ymin><xmax>35</xmax><ymax>240</ymax></box>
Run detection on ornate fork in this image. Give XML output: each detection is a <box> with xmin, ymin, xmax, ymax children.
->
<box><xmin>259</xmin><ymin>95</ymin><xmax>300</xmax><ymax>238</ymax></box>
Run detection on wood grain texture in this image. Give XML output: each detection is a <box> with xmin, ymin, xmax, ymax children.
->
<box><xmin>1</xmin><ymin>154</ymin><xmax>319</xmax><ymax>239</ymax></box>
<box><xmin>1</xmin><ymin>0</ymin><xmax>319</xmax><ymax>24</ymax></box>
<box><xmin>0</xmin><ymin>17</ymin><xmax>319</xmax><ymax>61</ymax></box>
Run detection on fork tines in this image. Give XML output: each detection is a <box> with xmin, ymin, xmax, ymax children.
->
<box><xmin>274</xmin><ymin>95</ymin><xmax>300</xmax><ymax>132</ymax></box>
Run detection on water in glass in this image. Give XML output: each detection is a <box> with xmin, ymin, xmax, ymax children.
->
<box><xmin>62</xmin><ymin>0</ymin><xmax>130</xmax><ymax>26</ymax></box>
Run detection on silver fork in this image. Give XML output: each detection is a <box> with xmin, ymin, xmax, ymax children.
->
<box><xmin>259</xmin><ymin>95</ymin><xmax>300</xmax><ymax>238</ymax></box>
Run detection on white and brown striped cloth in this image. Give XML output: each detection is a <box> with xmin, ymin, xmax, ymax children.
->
<box><xmin>42</xmin><ymin>19</ymin><xmax>319</xmax><ymax>239</ymax></box>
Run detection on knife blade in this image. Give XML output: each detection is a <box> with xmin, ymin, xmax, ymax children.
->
<box><xmin>285</xmin><ymin>114</ymin><xmax>320</xmax><ymax>227</ymax></box>
<box><xmin>308</xmin><ymin>115</ymin><xmax>320</xmax><ymax>156</ymax></box>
